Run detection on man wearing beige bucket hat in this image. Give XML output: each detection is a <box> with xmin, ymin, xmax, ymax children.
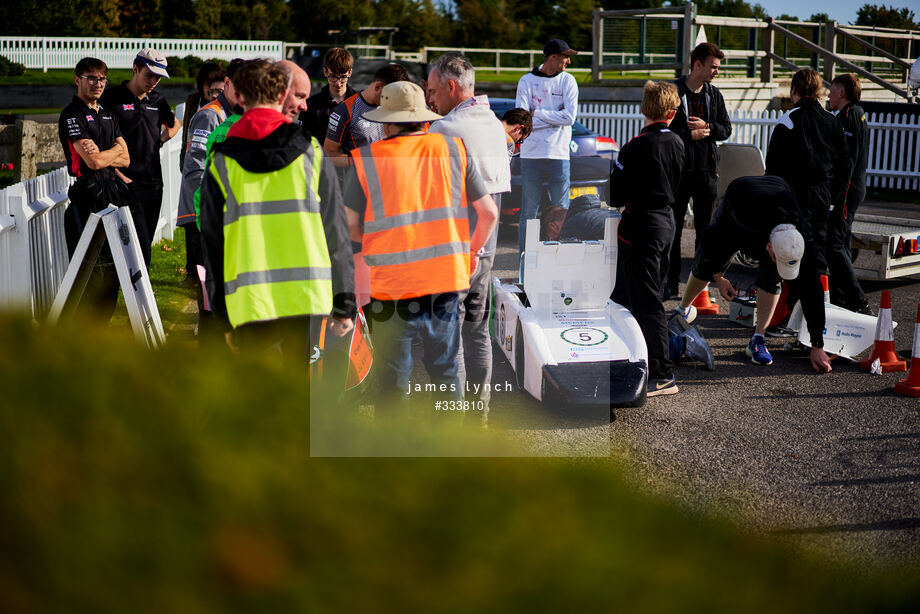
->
<box><xmin>343</xmin><ymin>81</ymin><xmax>499</xmax><ymax>409</ymax></box>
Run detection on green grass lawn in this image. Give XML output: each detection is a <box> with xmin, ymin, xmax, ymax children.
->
<box><xmin>112</xmin><ymin>225</ymin><xmax>196</xmax><ymax>332</ymax></box>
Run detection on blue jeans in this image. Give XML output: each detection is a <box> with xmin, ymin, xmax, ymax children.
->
<box><xmin>367</xmin><ymin>293</ymin><xmax>462</xmax><ymax>402</ymax></box>
<box><xmin>519</xmin><ymin>158</ymin><xmax>570</xmax><ymax>252</ymax></box>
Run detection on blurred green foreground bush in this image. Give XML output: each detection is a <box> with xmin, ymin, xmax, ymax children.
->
<box><xmin>0</xmin><ymin>315</ymin><xmax>917</xmax><ymax>613</ymax></box>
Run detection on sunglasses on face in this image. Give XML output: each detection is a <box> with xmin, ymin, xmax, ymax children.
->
<box><xmin>79</xmin><ymin>75</ymin><xmax>108</xmax><ymax>86</ymax></box>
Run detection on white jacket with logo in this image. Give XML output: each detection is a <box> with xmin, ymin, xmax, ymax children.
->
<box><xmin>515</xmin><ymin>66</ymin><xmax>579</xmax><ymax>160</ymax></box>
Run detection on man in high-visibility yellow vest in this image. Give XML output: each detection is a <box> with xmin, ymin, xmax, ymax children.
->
<box><xmin>199</xmin><ymin>59</ymin><xmax>355</xmax><ymax>366</ymax></box>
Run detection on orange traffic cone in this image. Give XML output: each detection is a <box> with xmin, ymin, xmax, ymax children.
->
<box><xmin>894</xmin><ymin>302</ymin><xmax>920</xmax><ymax>397</ymax></box>
<box><xmin>860</xmin><ymin>290</ymin><xmax>907</xmax><ymax>372</ymax></box>
<box><xmin>691</xmin><ymin>284</ymin><xmax>719</xmax><ymax>315</ymax></box>
<box><xmin>768</xmin><ymin>282</ymin><xmax>789</xmax><ymax>327</ymax></box>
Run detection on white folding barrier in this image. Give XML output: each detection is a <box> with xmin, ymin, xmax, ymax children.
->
<box><xmin>0</xmin><ymin>134</ymin><xmax>182</xmax><ymax>318</ymax></box>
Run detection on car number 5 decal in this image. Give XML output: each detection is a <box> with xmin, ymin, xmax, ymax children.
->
<box><xmin>560</xmin><ymin>327</ymin><xmax>608</xmax><ymax>346</ymax></box>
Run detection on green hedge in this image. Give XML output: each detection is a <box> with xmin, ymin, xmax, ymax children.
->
<box><xmin>0</xmin><ymin>54</ymin><xmax>26</xmax><ymax>77</ymax></box>
<box><xmin>0</xmin><ymin>316</ymin><xmax>918</xmax><ymax>610</ymax></box>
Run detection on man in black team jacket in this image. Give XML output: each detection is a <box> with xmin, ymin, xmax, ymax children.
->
<box><xmin>100</xmin><ymin>48</ymin><xmax>179</xmax><ymax>269</ymax></box>
<box><xmin>610</xmin><ymin>81</ymin><xmax>686</xmax><ymax>397</ymax></box>
<box><xmin>58</xmin><ymin>56</ymin><xmax>131</xmax><ymax>320</ymax></box>
<box><xmin>672</xmin><ymin>175</ymin><xmax>832</xmax><ymax>374</ymax></box>
<box><xmin>665</xmin><ymin>42</ymin><xmax>732</xmax><ymax>298</ymax></box>
<box><xmin>766</xmin><ymin>68</ymin><xmax>842</xmax><ymax>274</ymax></box>
<box><xmin>827</xmin><ymin>73</ymin><xmax>871</xmax><ymax>314</ymax></box>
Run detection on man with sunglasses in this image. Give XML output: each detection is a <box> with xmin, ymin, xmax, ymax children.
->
<box><xmin>100</xmin><ymin>48</ymin><xmax>179</xmax><ymax>269</ymax></box>
<box><xmin>58</xmin><ymin>56</ymin><xmax>131</xmax><ymax>319</ymax></box>
<box><xmin>301</xmin><ymin>48</ymin><xmax>355</xmax><ymax>141</ymax></box>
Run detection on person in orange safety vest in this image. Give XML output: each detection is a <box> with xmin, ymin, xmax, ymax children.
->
<box><xmin>343</xmin><ymin>81</ymin><xmax>498</xmax><ymax>407</ymax></box>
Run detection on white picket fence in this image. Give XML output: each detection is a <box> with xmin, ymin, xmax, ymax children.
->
<box><xmin>579</xmin><ymin>103</ymin><xmax>920</xmax><ymax>191</ymax></box>
<box><xmin>0</xmin><ymin>135</ymin><xmax>181</xmax><ymax>318</ymax></box>
<box><xmin>0</xmin><ymin>36</ymin><xmax>284</xmax><ymax>71</ymax></box>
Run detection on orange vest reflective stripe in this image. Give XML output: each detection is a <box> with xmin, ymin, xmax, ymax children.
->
<box><xmin>352</xmin><ymin>132</ymin><xmax>472</xmax><ymax>301</ymax></box>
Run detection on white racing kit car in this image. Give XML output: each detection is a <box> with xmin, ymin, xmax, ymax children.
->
<box><xmin>490</xmin><ymin>217</ymin><xmax>649</xmax><ymax>408</ymax></box>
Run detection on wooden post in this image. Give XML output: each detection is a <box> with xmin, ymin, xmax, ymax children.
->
<box><xmin>823</xmin><ymin>20</ymin><xmax>837</xmax><ymax>83</ymax></box>
<box><xmin>681</xmin><ymin>2</ymin><xmax>695</xmax><ymax>76</ymax></box>
<box><xmin>592</xmin><ymin>7</ymin><xmax>601</xmax><ymax>83</ymax></box>
<box><xmin>761</xmin><ymin>18</ymin><xmax>775</xmax><ymax>83</ymax></box>
<box><xmin>13</xmin><ymin>120</ymin><xmax>37</xmax><ymax>183</ymax></box>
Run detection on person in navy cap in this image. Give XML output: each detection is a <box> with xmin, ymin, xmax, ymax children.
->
<box><xmin>100</xmin><ymin>48</ymin><xmax>179</xmax><ymax>269</ymax></box>
<box><xmin>514</xmin><ymin>38</ymin><xmax>579</xmax><ymax>253</ymax></box>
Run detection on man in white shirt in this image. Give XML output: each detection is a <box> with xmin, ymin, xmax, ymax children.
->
<box><xmin>515</xmin><ymin>38</ymin><xmax>579</xmax><ymax>253</ymax></box>
<box><xmin>427</xmin><ymin>53</ymin><xmax>511</xmax><ymax>424</ymax></box>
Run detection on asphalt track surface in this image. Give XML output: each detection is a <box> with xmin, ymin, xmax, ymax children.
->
<box><xmin>446</xmin><ymin>199</ymin><xmax>920</xmax><ymax>569</ymax></box>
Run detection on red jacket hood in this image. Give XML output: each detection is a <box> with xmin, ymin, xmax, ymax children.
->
<box><xmin>226</xmin><ymin>107</ymin><xmax>289</xmax><ymax>140</ymax></box>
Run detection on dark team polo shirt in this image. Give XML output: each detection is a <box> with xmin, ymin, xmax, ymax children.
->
<box><xmin>58</xmin><ymin>96</ymin><xmax>122</xmax><ymax>181</ymax></box>
<box><xmin>300</xmin><ymin>83</ymin><xmax>356</xmax><ymax>142</ymax></box>
<box><xmin>684</xmin><ymin>87</ymin><xmax>711</xmax><ymax>173</ymax></box>
<box><xmin>100</xmin><ymin>82</ymin><xmax>176</xmax><ymax>187</ymax></box>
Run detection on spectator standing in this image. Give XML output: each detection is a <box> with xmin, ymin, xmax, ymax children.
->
<box><xmin>827</xmin><ymin>74</ymin><xmax>871</xmax><ymax>314</ymax></box>
<box><xmin>180</xmin><ymin>61</ymin><xmax>225</xmax><ymax>170</ymax></box>
<box><xmin>665</xmin><ymin>42</ymin><xmax>732</xmax><ymax>299</ymax></box>
<box><xmin>99</xmin><ymin>48</ymin><xmax>179</xmax><ymax>269</ymax></box>
<box><xmin>193</xmin><ymin>60</ymin><xmax>311</xmax><ymax>228</ymax></box>
<box><xmin>324</xmin><ymin>63</ymin><xmax>409</xmax><ymax>166</ymax></box>
<box><xmin>427</xmin><ymin>53</ymin><xmax>510</xmax><ymax>423</ymax></box>
<box><xmin>515</xmin><ymin>38</ymin><xmax>579</xmax><ymax>252</ymax></box>
<box><xmin>344</xmin><ymin>82</ymin><xmax>498</xmax><ymax>406</ymax></box>
<box><xmin>177</xmin><ymin>58</ymin><xmax>244</xmax><ymax>290</ymax></box>
<box><xmin>199</xmin><ymin>59</ymin><xmax>355</xmax><ymax>365</ymax></box>
<box><xmin>58</xmin><ymin>57</ymin><xmax>130</xmax><ymax>319</ymax></box>
<box><xmin>766</xmin><ymin>67</ymin><xmax>842</xmax><ymax>274</ymax></box>
<box><xmin>609</xmin><ymin>81</ymin><xmax>685</xmax><ymax>396</ymax></box>
<box><xmin>301</xmin><ymin>48</ymin><xmax>355</xmax><ymax>140</ymax></box>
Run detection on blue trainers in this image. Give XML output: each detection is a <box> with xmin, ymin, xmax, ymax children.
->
<box><xmin>746</xmin><ymin>335</ymin><xmax>773</xmax><ymax>365</ymax></box>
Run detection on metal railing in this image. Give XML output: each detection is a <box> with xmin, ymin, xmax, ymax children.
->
<box><xmin>0</xmin><ymin>134</ymin><xmax>182</xmax><ymax>317</ymax></box>
<box><xmin>579</xmin><ymin>103</ymin><xmax>920</xmax><ymax>191</ymax></box>
<box><xmin>0</xmin><ymin>37</ymin><xmax>284</xmax><ymax>71</ymax></box>
<box><xmin>591</xmin><ymin>4</ymin><xmax>919</xmax><ymax>99</ymax></box>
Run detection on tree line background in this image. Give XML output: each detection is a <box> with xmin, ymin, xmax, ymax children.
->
<box><xmin>0</xmin><ymin>1</ymin><xmax>915</xmax><ymax>51</ymax></box>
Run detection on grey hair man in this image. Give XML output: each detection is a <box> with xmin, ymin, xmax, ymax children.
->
<box><xmin>427</xmin><ymin>53</ymin><xmax>510</xmax><ymax>424</ymax></box>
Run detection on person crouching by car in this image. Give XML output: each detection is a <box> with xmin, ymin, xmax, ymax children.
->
<box><xmin>671</xmin><ymin>175</ymin><xmax>832</xmax><ymax>374</ymax></box>
<box><xmin>609</xmin><ymin>81</ymin><xmax>685</xmax><ymax>397</ymax></box>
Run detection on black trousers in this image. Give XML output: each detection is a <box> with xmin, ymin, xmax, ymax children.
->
<box><xmin>786</xmin><ymin>182</ymin><xmax>832</xmax><ymax>313</ymax></box>
<box><xmin>668</xmin><ymin>172</ymin><xmax>717</xmax><ymax>289</ymax></box>
<box><xmin>826</xmin><ymin>187</ymin><xmax>866</xmax><ymax>308</ymax></box>
<box><xmin>127</xmin><ymin>182</ymin><xmax>162</xmax><ymax>270</ymax></box>
<box><xmin>619</xmin><ymin>208</ymin><xmax>675</xmax><ymax>381</ymax></box>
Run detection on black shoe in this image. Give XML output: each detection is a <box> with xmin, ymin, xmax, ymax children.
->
<box><xmin>766</xmin><ymin>325</ymin><xmax>797</xmax><ymax>338</ymax></box>
<box><xmin>647</xmin><ymin>376</ymin><xmax>678</xmax><ymax>397</ymax></box>
<box><xmin>852</xmin><ymin>299</ymin><xmax>873</xmax><ymax>316</ymax></box>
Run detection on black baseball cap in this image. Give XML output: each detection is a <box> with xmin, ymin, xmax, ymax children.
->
<box><xmin>544</xmin><ymin>39</ymin><xmax>578</xmax><ymax>57</ymax></box>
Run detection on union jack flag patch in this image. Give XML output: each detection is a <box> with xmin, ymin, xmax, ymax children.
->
<box><xmin>123</xmin><ymin>104</ymin><xmax>135</xmax><ymax>111</ymax></box>
<box><xmin>85</xmin><ymin>115</ymin><xmax>94</xmax><ymax>122</ymax></box>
